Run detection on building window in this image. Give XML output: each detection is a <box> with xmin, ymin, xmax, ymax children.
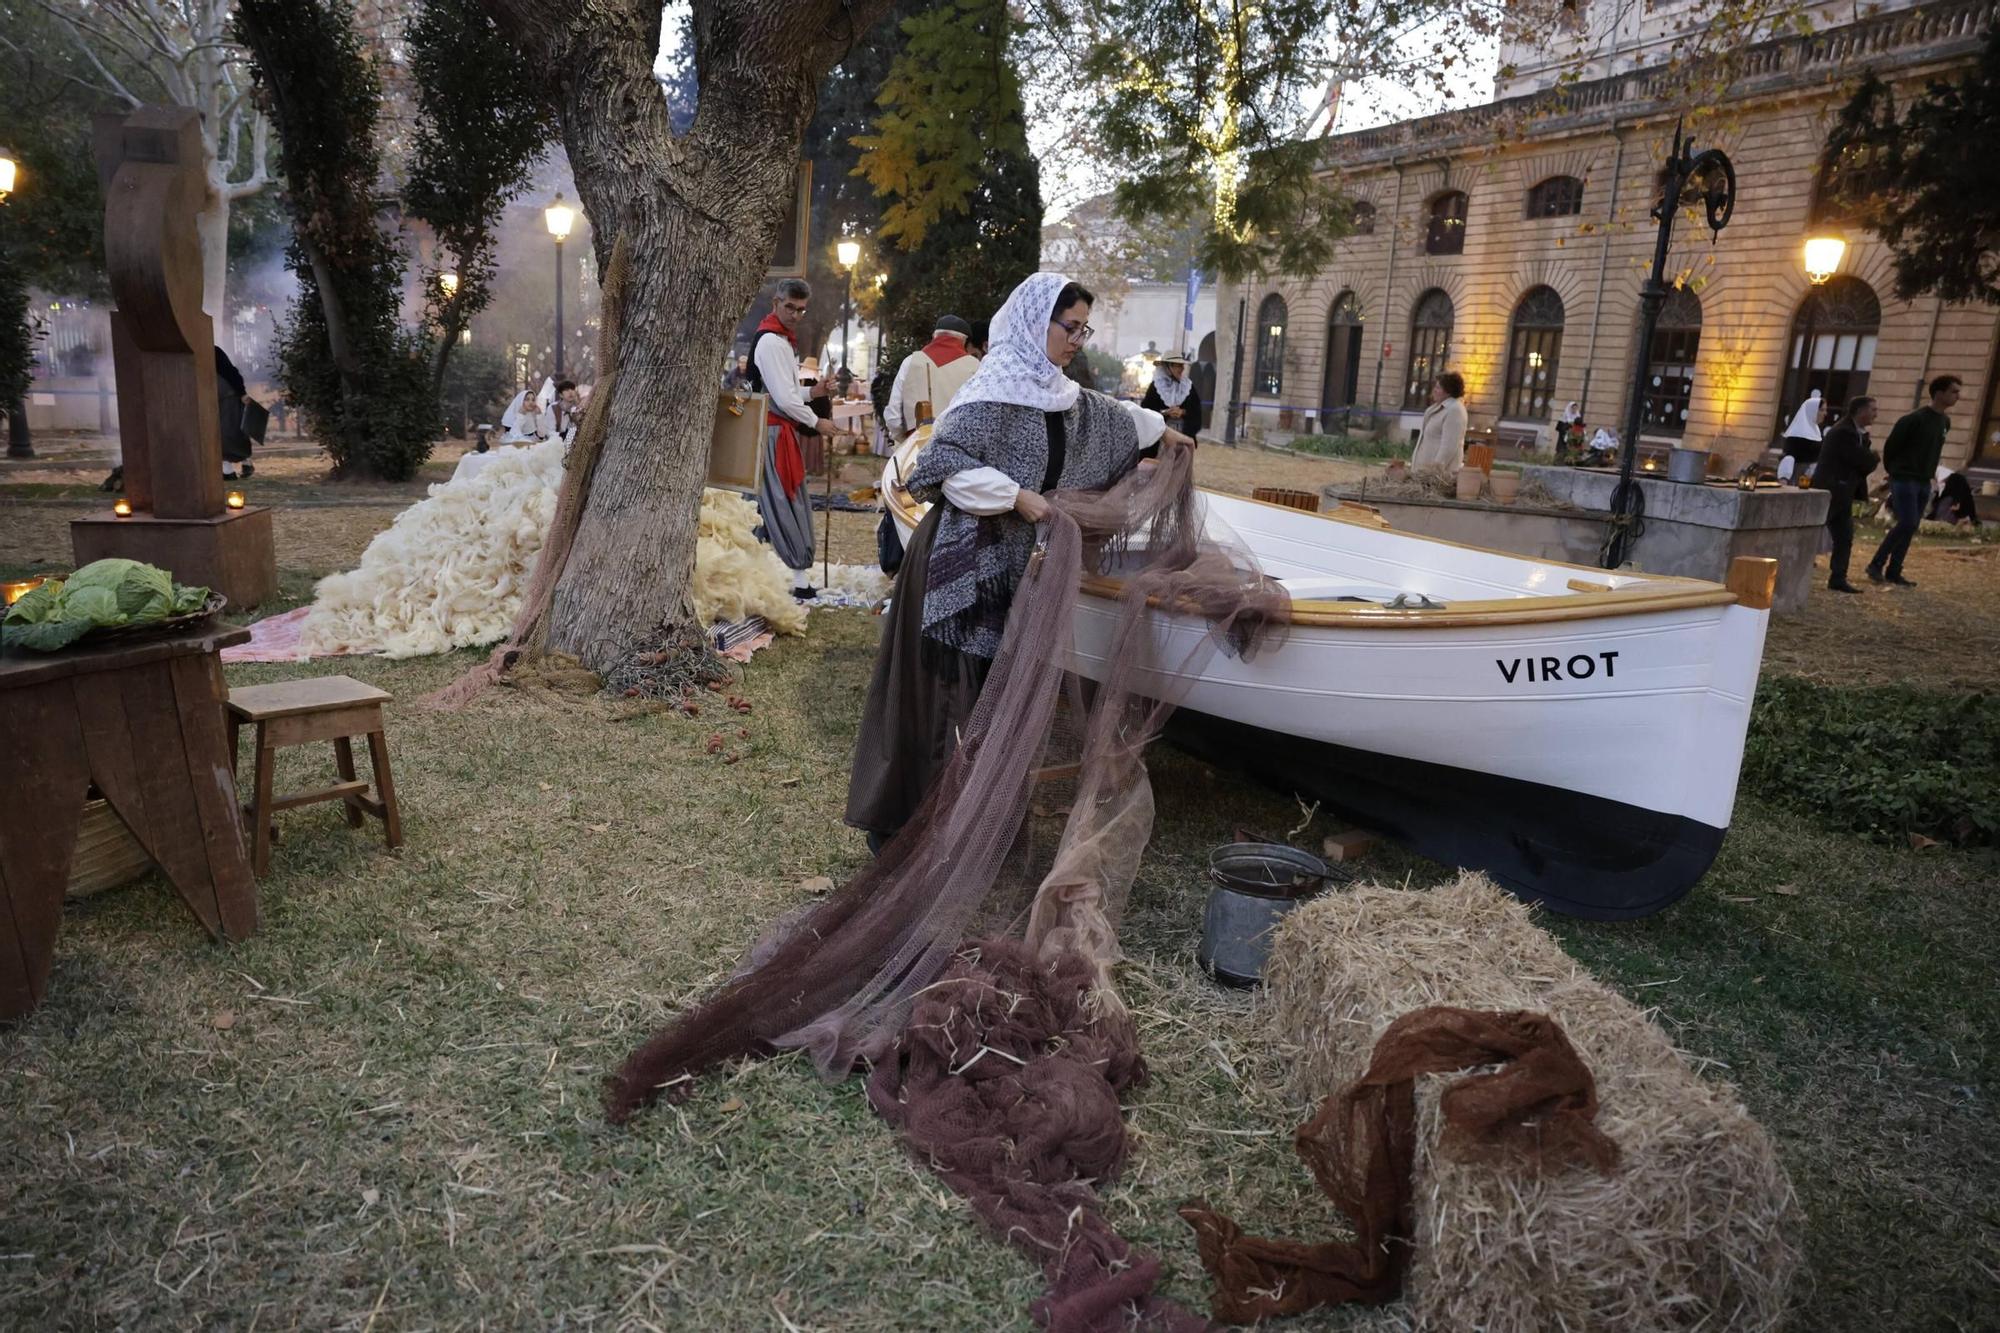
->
<box><xmin>1782</xmin><ymin>276</ymin><xmax>1879</xmax><ymax>430</ymax></box>
<box><xmin>1254</xmin><ymin>294</ymin><xmax>1288</xmax><ymax>397</ymax></box>
<box><xmin>1402</xmin><ymin>288</ymin><xmax>1454</xmax><ymax>410</ymax></box>
<box><xmin>1502</xmin><ymin>285</ymin><xmax>1565</xmax><ymax>419</ymax></box>
<box><xmin>1424</xmin><ymin>191</ymin><xmax>1468</xmax><ymax>255</ymax></box>
<box><xmin>1348</xmin><ymin>200</ymin><xmax>1377</xmax><ymax>235</ymax></box>
<box><xmin>1526</xmin><ymin>176</ymin><xmax>1585</xmax><ymax>218</ymax></box>
<box><xmin>1640</xmin><ymin>287</ymin><xmax>1702</xmax><ymax>436</ymax></box>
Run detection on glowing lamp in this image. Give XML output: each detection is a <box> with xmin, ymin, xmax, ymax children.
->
<box><xmin>225</xmin><ymin>490</ymin><xmax>247</xmax><ymax>510</ymax></box>
<box><xmin>0</xmin><ymin>153</ymin><xmax>15</xmax><ymax>200</ymax></box>
<box><xmin>873</xmin><ymin>272</ymin><xmax>886</xmax><ymax>290</ymax></box>
<box><xmin>1803</xmin><ymin>235</ymin><xmax>1846</xmax><ymax>285</ymax></box>
<box><xmin>113</xmin><ymin>498</ymin><xmax>133</xmax><ymax>517</ymax></box>
<box><xmin>544</xmin><ymin>193</ymin><xmax>575</xmax><ymax>242</ymax></box>
<box><xmin>1268</xmin><ymin>324</ymin><xmax>1284</xmax><ymax>338</ymax></box>
<box><xmin>1642</xmin><ymin>458</ymin><xmax>1658</xmax><ymax>472</ymax></box>
<box><xmin>439</xmin><ymin>271</ymin><xmax>459</xmax><ymax>296</ymax></box>
<box><xmin>3</xmin><ymin>576</ymin><xmax>46</xmax><ymax>606</ymax></box>
<box><xmin>836</xmin><ymin>239</ymin><xmax>861</xmax><ymax>268</ymax></box>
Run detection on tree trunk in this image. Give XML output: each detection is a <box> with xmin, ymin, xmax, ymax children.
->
<box><xmin>198</xmin><ymin>174</ymin><xmax>232</xmax><ymax>348</ymax></box>
<box><xmin>5</xmin><ymin>398</ymin><xmax>33</xmax><ymax>459</ymax></box>
<box><xmin>482</xmin><ymin>0</ymin><xmax>897</xmax><ymax>675</ymax></box>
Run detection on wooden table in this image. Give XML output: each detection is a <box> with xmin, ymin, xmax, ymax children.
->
<box><xmin>0</xmin><ymin>624</ymin><xmax>257</xmax><ymax>1019</ymax></box>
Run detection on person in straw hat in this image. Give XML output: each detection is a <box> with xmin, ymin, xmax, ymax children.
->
<box><xmin>845</xmin><ymin>272</ymin><xmax>1197</xmax><ymax>851</ymax></box>
<box><xmin>1141</xmin><ymin>349</ymin><xmax>1204</xmax><ymax>437</ymax></box>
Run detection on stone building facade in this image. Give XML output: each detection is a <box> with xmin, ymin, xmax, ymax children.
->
<box><xmin>1212</xmin><ymin>0</ymin><xmax>2000</xmax><ymax>473</ymax></box>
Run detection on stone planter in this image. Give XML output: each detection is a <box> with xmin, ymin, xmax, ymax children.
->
<box><xmin>1455</xmin><ymin>467</ymin><xmax>1484</xmax><ymax>501</ymax></box>
<box><xmin>1490</xmin><ymin>471</ymin><xmax>1522</xmax><ymax>504</ymax></box>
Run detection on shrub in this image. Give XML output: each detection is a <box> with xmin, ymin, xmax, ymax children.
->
<box><xmin>1743</xmin><ymin>677</ymin><xmax>2000</xmax><ymax>846</ymax></box>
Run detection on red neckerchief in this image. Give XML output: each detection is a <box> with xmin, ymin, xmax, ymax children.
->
<box><xmin>920</xmin><ymin>333</ymin><xmax>969</xmax><ymax>367</ymax></box>
<box><xmin>755</xmin><ymin>313</ymin><xmax>807</xmax><ymax>498</ymax></box>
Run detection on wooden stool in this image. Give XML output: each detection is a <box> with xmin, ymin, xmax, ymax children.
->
<box><xmin>226</xmin><ymin>676</ymin><xmax>402</xmax><ymax>876</ymax></box>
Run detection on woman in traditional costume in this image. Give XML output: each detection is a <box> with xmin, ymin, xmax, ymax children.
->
<box><xmin>845</xmin><ymin>272</ymin><xmax>1196</xmax><ymax>847</ymax></box>
<box><xmin>1141</xmin><ymin>351</ymin><xmax>1204</xmax><ymax>437</ymax></box>
<box><xmin>1777</xmin><ymin>390</ymin><xmax>1825</xmax><ymax>483</ymax></box>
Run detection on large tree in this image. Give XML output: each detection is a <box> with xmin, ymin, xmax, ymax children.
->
<box><xmin>857</xmin><ymin>0</ymin><xmax>1043</xmax><ymax>362</ymax></box>
<box><xmin>237</xmin><ymin>0</ymin><xmax>441</xmax><ymax>481</ymax></box>
<box><xmin>9</xmin><ymin>0</ymin><xmax>274</xmax><ymax>335</ymax></box>
<box><xmin>469</xmin><ymin>0</ymin><xmax>896</xmax><ymax>675</ymax></box>
<box><xmin>1822</xmin><ymin>33</ymin><xmax>2000</xmax><ymax>306</ymax></box>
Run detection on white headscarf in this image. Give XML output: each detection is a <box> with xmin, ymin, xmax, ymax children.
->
<box><xmin>1562</xmin><ymin>401</ymin><xmax>1582</xmax><ymax>424</ymax></box>
<box><xmin>1151</xmin><ymin>361</ymin><xmax>1193</xmax><ymax>408</ymax></box>
<box><xmin>935</xmin><ymin>272</ymin><xmax>1082</xmax><ymax>429</ymax></box>
<box><xmin>1784</xmin><ymin>390</ymin><xmax>1823</xmax><ymax>441</ymax></box>
<box><xmin>501</xmin><ymin>377</ymin><xmax>556</xmax><ymax>439</ymax></box>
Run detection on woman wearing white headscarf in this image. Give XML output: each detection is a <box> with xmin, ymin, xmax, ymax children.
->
<box><xmin>845</xmin><ymin>273</ymin><xmax>1197</xmax><ymax>848</ymax></box>
<box><xmin>1778</xmin><ymin>389</ymin><xmax>1825</xmax><ymax>483</ymax></box>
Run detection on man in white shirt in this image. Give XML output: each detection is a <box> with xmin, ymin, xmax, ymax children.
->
<box><xmin>748</xmin><ymin>279</ymin><xmax>847</xmax><ymax>597</ymax></box>
<box><xmin>883</xmin><ymin>314</ymin><xmax>980</xmax><ymax>444</ymax></box>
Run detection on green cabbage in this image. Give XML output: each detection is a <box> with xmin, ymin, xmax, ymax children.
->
<box><xmin>2</xmin><ymin>559</ymin><xmax>213</xmax><ymax>652</ymax></box>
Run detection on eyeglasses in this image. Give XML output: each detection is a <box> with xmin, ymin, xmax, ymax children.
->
<box><xmin>1052</xmin><ymin>318</ymin><xmax>1094</xmax><ymax>345</ymax></box>
<box><xmin>780</xmin><ymin>301</ymin><xmax>809</xmax><ymax>315</ymax></box>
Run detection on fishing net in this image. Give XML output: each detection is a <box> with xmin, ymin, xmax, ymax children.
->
<box><xmin>605</xmin><ymin>442</ymin><xmax>1287</xmax><ymax>1323</ymax></box>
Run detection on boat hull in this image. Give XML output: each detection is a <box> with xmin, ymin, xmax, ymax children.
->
<box><xmin>1163</xmin><ymin>708</ymin><xmax>1727</xmax><ymax>920</ymax></box>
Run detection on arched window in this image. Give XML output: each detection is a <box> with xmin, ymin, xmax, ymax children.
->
<box><xmin>1254</xmin><ymin>294</ymin><xmax>1288</xmax><ymax>397</ymax></box>
<box><xmin>1782</xmin><ymin>276</ymin><xmax>1879</xmax><ymax>428</ymax></box>
<box><xmin>1503</xmin><ymin>286</ymin><xmax>1565</xmax><ymax>419</ymax></box>
<box><xmin>1526</xmin><ymin>176</ymin><xmax>1584</xmax><ymax>218</ymax></box>
<box><xmin>1402</xmin><ymin>288</ymin><xmax>1454</xmax><ymax>410</ymax></box>
<box><xmin>1425</xmin><ymin>191</ymin><xmax>1468</xmax><ymax>255</ymax></box>
<box><xmin>1322</xmin><ymin>291</ymin><xmax>1365</xmax><ymax>420</ymax></box>
<box><xmin>1640</xmin><ymin>287</ymin><xmax>1702</xmax><ymax>436</ymax></box>
<box><xmin>1348</xmin><ymin>200</ymin><xmax>1377</xmax><ymax>235</ymax></box>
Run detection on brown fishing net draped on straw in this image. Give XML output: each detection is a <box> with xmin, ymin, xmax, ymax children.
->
<box><xmin>1254</xmin><ymin>873</ymin><xmax>1802</xmax><ymax>1331</ymax></box>
<box><xmin>606</xmin><ymin>443</ymin><xmax>1286</xmax><ymax>1326</ymax></box>
<box><xmin>422</xmin><ymin>233</ymin><xmax>630</xmax><ymax>712</ymax></box>
<box><xmin>1179</xmin><ymin>1005</ymin><xmax>1621</xmax><ymax>1324</ymax></box>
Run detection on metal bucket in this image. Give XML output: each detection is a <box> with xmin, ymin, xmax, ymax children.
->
<box><xmin>1199</xmin><ymin>843</ymin><xmax>1332</xmax><ymax>987</ymax></box>
<box><xmin>1667</xmin><ymin>446</ymin><xmax>1710</xmax><ymax>484</ymax></box>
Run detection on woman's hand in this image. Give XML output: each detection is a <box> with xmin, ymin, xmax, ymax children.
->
<box><xmin>1013</xmin><ymin>488</ymin><xmax>1051</xmax><ymax>522</ymax></box>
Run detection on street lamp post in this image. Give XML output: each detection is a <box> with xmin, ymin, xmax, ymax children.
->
<box><xmin>873</xmin><ymin>272</ymin><xmax>887</xmax><ymax>367</ymax></box>
<box><xmin>835</xmin><ymin>239</ymin><xmax>861</xmax><ymax>380</ymax></box>
<box><xmin>1602</xmin><ymin>120</ymin><xmax>1737</xmax><ymax>569</ymax></box>
<box><xmin>1</xmin><ymin>149</ymin><xmax>33</xmax><ymax>459</ymax></box>
<box><xmin>545</xmin><ymin>193</ymin><xmax>575</xmax><ymax>378</ymax></box>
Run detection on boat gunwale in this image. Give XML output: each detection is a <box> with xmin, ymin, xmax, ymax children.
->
<box><xmin>881</xmin><ymin>454</ymin><xmax>1743</xmax><ymax>630</ymax></box>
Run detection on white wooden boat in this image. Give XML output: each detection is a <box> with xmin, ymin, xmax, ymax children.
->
<box><xmin>882</xmin><ymin>435</ymin><xmax>1774</xmax><ymax>919</ymax></box>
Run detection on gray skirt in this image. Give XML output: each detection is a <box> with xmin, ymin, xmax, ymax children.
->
<box><xmin>757</xmin><ymin>422</ymin><xmax>817</xmax><ymax>571</ymax></box>
<box><xmin>844</xmin><ymin>503</ymin><xmax>992</xmax><ymax>838</ymax></box>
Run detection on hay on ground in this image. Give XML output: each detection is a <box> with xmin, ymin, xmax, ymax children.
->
<box><xmin>1262</xmin><ymin>872</ymin><xmax>1802</xmax><ymax>1332</ymax></box>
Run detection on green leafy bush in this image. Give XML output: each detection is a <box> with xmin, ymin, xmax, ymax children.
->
<box><xmin>1743</xmin><ymin>677</ymin><xmax>2000</xmax><ymax>846</ymax></box>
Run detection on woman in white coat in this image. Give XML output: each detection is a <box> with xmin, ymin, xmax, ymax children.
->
<box><xmin>1410</xmin><ymin>371</ymin><xmax>1468</xmax><ymax>472</ymax></box>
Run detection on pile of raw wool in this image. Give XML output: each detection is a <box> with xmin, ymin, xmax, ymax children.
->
<box><xmin>1262</xmin><ymin>872</ymin><xmax>1801</xmax><ymax>1332</ymax></box>
<box><xmin>300</xmin><ymin>442</ymin><xmax>825</xmax><ymax>657</ymax></box>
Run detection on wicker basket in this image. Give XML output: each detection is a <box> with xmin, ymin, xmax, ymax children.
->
<box><xmin>82</xmin><ymin>591</ymin><xmax>228</xmax><ymax>645</ymax></box>
<box><xmin>67</xmin><ymin>798</ymin><xmax>154</xmax><ymax>899</ymax></box>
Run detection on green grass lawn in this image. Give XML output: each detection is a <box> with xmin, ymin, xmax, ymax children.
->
<box><xmin>2</xmin><ymin>517</ymin><xmax>1996</xmax><ymax>1328</ymax></box>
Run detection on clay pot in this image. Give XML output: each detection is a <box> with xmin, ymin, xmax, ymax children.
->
<box><xmin>1455</xmin><ymin>466</ymin><xmax>1484</xmax><ymax>501</ymax></box>
<box><xmin>1385</xmin><ymin>460</ymin><xmax>1409</xmax><ymax>482</ymax></box>
<box><xmin>1490</xmin><ymin>470</ymin><xmax>1522</xmax><ymax>504</ymax></box>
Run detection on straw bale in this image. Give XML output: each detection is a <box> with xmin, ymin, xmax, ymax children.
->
<box><xmin>1263</xmin><ymin>872</ymin><xmax>1801</xmax><ymax>1332</ymax></box>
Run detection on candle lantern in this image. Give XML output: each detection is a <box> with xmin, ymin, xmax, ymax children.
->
<box><xmin>3</xmin><ymin>576</ymin><xmax>46</xmax><ymax>606</ymax></box>
<box><xmin>226</xmin><ymin>490</ymin><xmax>247</xmax><ymax>510</ymax></box>
<box><xmin>113</xmin><ymin>498</ymin><xmax>133</xmax><ymax>517</ymax></box>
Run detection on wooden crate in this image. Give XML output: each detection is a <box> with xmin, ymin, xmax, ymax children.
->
<box><xmin>1251</xmin><ymin>486</ymin><xmax>1321</xmax><ymax>513</ymax></box>
<box><xmin>66</xmin><ymin>798</ymin><xmax>154</xmax><ymax>899</ymax></box>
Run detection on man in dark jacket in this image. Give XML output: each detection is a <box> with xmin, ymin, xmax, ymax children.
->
<box><xmin>1813</xmin><ymin>395</ymin><xmax>1878</xmax><ymax>593</ymax></box>
<box><xmin>1867</xmin><ymin>374</ymin><xmax>1961</xmax><ymax>588</ymax></box>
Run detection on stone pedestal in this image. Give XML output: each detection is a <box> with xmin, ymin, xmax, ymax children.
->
<box><xmin>71</xmin><ymin>506</ymin><xmax>277</xmax><ymax>609</ymax></box>
<box><xmin>1525</xmin><ymin>467</ymin><xmax>1827</xmax><ymax>611</ymax></box>
<box><xmin>1326</xmin><ymin>468</ymin><xmax>1829</xmax><ymax>612</ymax></box>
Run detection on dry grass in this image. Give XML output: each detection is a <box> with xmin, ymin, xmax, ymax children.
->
<box><xmin>2</xmin><ymin>451</ymin><xmax>1996</xmax><ymax>1330</ymax></box>
<box><xmin>1267</xmin><ymin>874</ymin><xmax>1800</xmax><ymax>1331</ymax></box>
